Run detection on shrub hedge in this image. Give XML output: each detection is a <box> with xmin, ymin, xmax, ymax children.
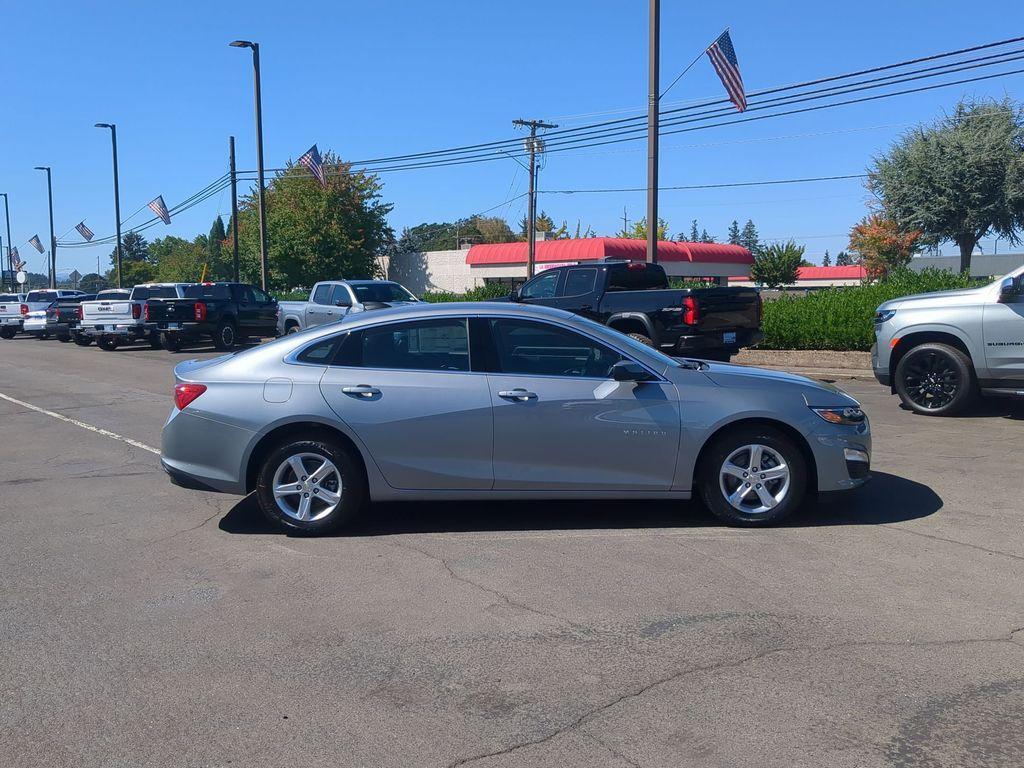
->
<box><xmin>759</xmin><ymin>268</ymin><xmax>981</xmax><ymax>351</ymax></box>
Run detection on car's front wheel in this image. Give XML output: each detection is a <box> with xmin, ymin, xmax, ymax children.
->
<box><xmin>160</xmin><ymin>332</ymin><xmax>182</xmax><ymax>352</ymax></box>
<box><xmin>73</xmin><ymin>335</ymin><xmax>92</xmax><ymax>347</ymax></box>
<box><xmin>698</xmin><ymin>426</ymin><xmax>807</xmax><ymax>526</ymax></box>
<box><xmin>256</xmin><ymin>437</ymin><xmax>367</xmax><ymax>535</ymax></box>
<box><xmin>0</xmin><ymin>327</ymin><xmax>15</xmax><ymax>339</ymax></box>
<box><xmin>894</xmin><ymin>342</ymin><xmax>975</xmax><ymax>416</ymax></box>
<box><xmin>97</xmin><ymin>336</ymin><xmax>118</xmax><ymax>351</ymax></box>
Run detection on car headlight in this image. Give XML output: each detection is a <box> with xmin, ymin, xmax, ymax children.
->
<box><xmin>811</xmin><ymin>406</ymin><xmax>866</xmax><ymax>426</ymax></box>
<box><xmin>873</xmin><ymin>309</ymin><xmax>896</xmax><ymax>324</ymax></box>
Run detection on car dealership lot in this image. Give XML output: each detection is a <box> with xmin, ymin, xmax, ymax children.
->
<box><xmin>1</xmin><ymin>337</ymin><xmax>1022</xmax><ymax>767</ymax></box>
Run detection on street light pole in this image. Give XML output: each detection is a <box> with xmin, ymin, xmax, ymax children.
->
<box><xmin>646</xmin><ymin>0</ymin><xmax>660</xmax><ymax>264</ymax></box>
<box><xmin>34</xmin><ymin>166</ymin><xmax>55</xmax><ymax>288</ymax></box>
<box><xmin>0</xmin><ymin>193</ymin><xmax>12</xmax><ymax>291</ymax></box>
<box><xmin>512</xmin><ymin>118</ymin><xmax>558</xmax><ymax>280</ymax></box>
<box><xmin>230</xmin><ymin>40</ymin><xmax>269</xmax><ymax>291</ymax></box>
<box><xmin>95</xmin><ymin>123</ymin><xmax>123</xmax><ymax>288</ymax></box>
<box><xmin>229</xmin><ymin>135</ymin><xmax>240</xmax><ymax>282</ymax></box>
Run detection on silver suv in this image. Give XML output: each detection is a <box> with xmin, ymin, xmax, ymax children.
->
<box><xmin>872</xmin><ymin>265</ymin><xmax>1024</xmax><ymax>415</ymax></box>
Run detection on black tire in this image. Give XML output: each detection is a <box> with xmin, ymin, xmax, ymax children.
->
<box><xmin>97</xmin><ymin>336</ymin><xmax>119</xmax><ymax>351</ymax></box>
<box><xmin>627</xmin><ymin>332</ymin><xmax>654</xmax><ymax>347</ymax></box>
<box><xmin>38</xmin><ymin>332</ymin><xmax>50</xmax><ymax>340</ymax></box>
<box><xmin>697</xmin><ymin>425</ymin><xmax>808</xmax><ymax>526</ymax></box>
<box><xmin>0</xmin><ymin>327</ymin><xmax>15</xmax><ymax>339</ymax></box>
<box><xmin>73</xmin><ymin>335</ymin><xmax>92</xmax><ymax>347</ymax></box>
<box><xmin>894</xmin><ymin>342</ymin><xmax>976</xmax><ymax>417</ymax></box>
<box><xmin>57</xmin><ymin>333</ymin><xmax>71</xmax><ymax>343</ymax></box>
<box><xmin>255</xmin><ymin>437</ymin><xmax>367</xmax><ymax>535</ymax></box>
<box><xmin>160</xmin><ymin>332</ymin><xmax>182</xmax><ymax>352</ymax></box>
<box><xmin>148</xmin><ymin>332</ymin><xmax>162</xmax><ymax>349</ymax></box>
<box><xmin>212</xmin><ymin>320</ymin><xmax>236</xmax><ymax>351</ymax></box>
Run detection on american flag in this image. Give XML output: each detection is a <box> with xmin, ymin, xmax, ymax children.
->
<box><xmin>11</xmin><ymin>247</ymin><xmax>22</xmax><ymax>269</ymax></box>
<box><xmin>75</xmin><ymin>221</ymin><xmax>95</xmax><ymax>241</ymax></box>
<box><xmin>29</xmin><ymin>235</ymin><xmax>44</xmax><ymax>254</ymax></box>
<box><xmin>707</xmin><ymin>30</ymin><xmax>747</xmax><ymax>112</ymax></box>
<box><xmin>298</xmin><ymin>144</ymin><xmax>327</xmax><ymax>187</ymax></box>
<box><xmin>148</xmin><ymin>195</ymin><xmax>171</xmax><ymax>224</ymax></box>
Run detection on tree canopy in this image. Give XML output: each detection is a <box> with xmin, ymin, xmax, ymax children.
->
<box><xmin>848</xmin><ymin>213</ymin><xmax>921</xmax><ymax>280</ymax></box>
<box><xmin>617</xmin><ymin>217</ymin><xmax>670</xmax><ymax>240</ymax></box>
<box><xmin>751</xmin><ymin>240</ymin><xmax>804</xmax><ymax>288</ymax></box>
<box><xmin>869</xmin><ymin>98</ymin><xmax>1024</xmax><ymax>272</ymax></box>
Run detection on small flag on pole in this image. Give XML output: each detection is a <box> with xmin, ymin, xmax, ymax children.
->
<box><xmin>11</xmin><ymin>247</ymin><xmax>22</xmax><ymax>269</ymax></box>
<box><xmin>75</xmin><ymin>221</ymin><xmax>95</xmax><ymax>241</ymax></box>
<box><xmin>148</xmin><ymin>195</ymin><xmax>171</xmax><ymax>224</ymax></box>
<box><xmin>29</xmin><ymin>235</ymin><xmax>44</xmax><ymax>254</ymax></box>
<box><xmin>298</xmin><ymin>144</ymin><xmax>327</xmax><ymax>187</ymax></box>
<box><xmin>707</xmin><ymin>30</ymin><xmax>747</xmax><ymax>112</ymax></box>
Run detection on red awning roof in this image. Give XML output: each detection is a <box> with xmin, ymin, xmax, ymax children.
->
<box><xmin>465</xmin><ymin>237</ymin><xmax>752</xmax><ymax>265</ymax></box>
<box><xmin>796</xmin><ymin>266</ymin><xmax>866</xmax><ymax>280</ymax></box>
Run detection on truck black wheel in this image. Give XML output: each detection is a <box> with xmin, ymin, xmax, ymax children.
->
<box><xmin>627</xmin><ymin>332</ymin><xmax>654</xmax><ymax>347</ymax></box>
<box><xmin>160</xmin><ymin>333</ymin><xmax>182</xmax><ymax>352</ymax></box>
<box><xmin>255</xmin><ymin>437</ymin><xmax>367</xmax><ymax>535</ymax></box>
<box><xmin>697</xmin><ymin>425</ymin><xmax>807</xmax><ymax>527</ymax></box>
<box><xmin>148</xmin><ymin>332</ymin><xmax>162</xmax><ymax>349</ymax></box>
<box><xmin>894</xmin><ymin>342</ymin><xmax>976</xmax><ymax>416</ymax></box>
<box><xmin>97</xmin><ymin>336</ymin><xmax>118</xmax><ymax>351</ymax></box>
<box><xmin>73</xmin><ymin>335</ymin><xmax>92</xmax><ymax>347</ymax></box>
<box><xmin>57</xmin><ymin>333</ymin><xmax>71</xmax><ymax>343</ymax></box>
<box><xmin>213</xmin><ymin>321</ymin><xmax>236</xmax><ymax>350</ymax></box>
<box><xmin>0</xmin><ymin>327</ymin><xmax>15</xmax><ymax>339</ymax></box>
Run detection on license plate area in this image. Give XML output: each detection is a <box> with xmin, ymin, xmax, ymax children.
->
<box><xmin>723</xmin><ymin>331</ymin><xmax>737</xmax><ymax>345</ymax></box>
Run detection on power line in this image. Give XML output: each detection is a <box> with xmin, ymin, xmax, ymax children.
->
<box><xmin>542</xmin><ymin>173</ymin><xmax>868</xmax><ymax>195</ymax></box>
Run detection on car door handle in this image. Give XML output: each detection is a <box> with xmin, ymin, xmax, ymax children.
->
<box><xmin>498</xmin><ymin>388</ymin><xmax>538</xmax><ymax>401</ymax></box>
<box><xmin>341</xmin><ymin>385</ymin><xmax>380</xmax><ymax>397</ymax></box>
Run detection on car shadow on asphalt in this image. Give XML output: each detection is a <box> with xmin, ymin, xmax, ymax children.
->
<box><xmin>217</xmin><ymin>471</ymin><xmax>940</xmax><ymax>537</ymax></box>
<box><xmin>898</xmin><ymin>398</ymin><xmax>1024</xmax><ymax>421</ymax></box>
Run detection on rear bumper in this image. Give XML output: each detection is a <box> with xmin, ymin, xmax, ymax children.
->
<box><xmin>161</xmin><ymin>407</ymin><xmax>252</xmax><ymax>495</ymax></box>
<box><xmin>155</xmin><ymin>321</ymin><xmax>206</xmax><ymax>338</ymax></box>
<box><xmin>83</xmin><ymin>322</ymin><xmax>152</xmax><ymax>338</ymax></box>
<box><xmin>0</xmin><ymin>317</ymin><xmax>23</xmax><ymax>328</ymax></box>
<box><xmin>663</xmin><ymin>328</ymin><xmax>763</xmax><ymax>355</ymax></box>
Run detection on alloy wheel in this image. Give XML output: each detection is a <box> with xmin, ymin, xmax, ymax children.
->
<box><xmin>271</xmin><ymin>453</ymin><xmax>343</xmax><ymax>522</ymax></box>
<box><xmin>718</xmin><ymin>444</ymin><xmax>791</xmax><ymax>515</ymax></box>
<box><xmin>902</xmin><ymin>351</ymin><xmax>959</xmax><ymax>410</ymax></box>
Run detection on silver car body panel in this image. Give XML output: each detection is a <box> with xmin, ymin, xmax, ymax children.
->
<box><xmin>162</xmin><ymin>303</ymin><xmax>870</xmax><ymax>501</ymax></box>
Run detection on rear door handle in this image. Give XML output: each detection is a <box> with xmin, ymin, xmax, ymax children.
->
<box><xmin>342</xmin><ymin>385</ymin><xmax>380</xmax><ymax>397</ymax></box>
<box><xmin>498</xmin><ymin>388</ymin><xmax>538</xmax><ymax>401</ymax></box>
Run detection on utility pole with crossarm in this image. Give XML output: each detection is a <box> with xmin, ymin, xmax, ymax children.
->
<box><xmin>512</xmin><ymin>118</ymin><xmax>558</xmax><ymax>280</ymax></box>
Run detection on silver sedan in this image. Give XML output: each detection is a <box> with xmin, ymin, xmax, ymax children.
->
<box><xmin>161</xmin><ymin>303</ymin><xmax>871</xmax><ymax>534</ymax></box>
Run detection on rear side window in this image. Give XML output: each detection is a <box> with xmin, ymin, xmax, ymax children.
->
<box><xmin>184</xmin><ymin>284</ymin><xmax>230</xmax><ymax>300</ymax></box>
<box><xmin>606</xmin><ymin>263</ymin><xmax>668</xmax><ymax>291</ymax></box>
<box><xmin>357</xmin><ymin>319</ymin><xmax>469</xmax><ymax>372</ymax></box>
<box><xmin>296</xmin><ymin>333</ymin><xmax>348</xmax><ymax>364</ymax></box>
<box><xmin>563</xmin><ymin>268</ymin><xmax>597</xmax><ymax>296</ymax></box>
<box><xmin>312</xmin><ymin>284</ymin><xmax>332</xmax><ymax>305</ymax></box>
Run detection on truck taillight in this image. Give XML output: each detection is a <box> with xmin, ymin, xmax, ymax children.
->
<box><xmin>682</xmin><ymin>296</ymin><xmax>700</xmax><ymax>326</ymax></box>
<box><xmin>77</xmin><ymin>305</ymin><xmax>84</xmax><ymax>320</ymax></box>
<box><xmin>132</xmin><ymin>303</ymin><xmax>142</xmax><ymax>319</ymax></box>
<box><xmin>144</xmin><ymin>303</ymin><xmax>150</xmax><ymax>321</ymax></box>
<box><xmin>174</xmin><ymin>382</ymin><xmax>207</xmax><ymax>410</ymax></box>
<box><xmin>52</xmin><ymin>309</ymin><xmax>60</xmax><ymax>320</ymax></box>
<box><xmin>194</xmin><ymin>301</ymin><xmax>207</xmax><ymax>321</ymax></box>
<box><xmin>20</xmin><ymin>304</ymin><xmax>28</xmax><ymax>315</ymax></box>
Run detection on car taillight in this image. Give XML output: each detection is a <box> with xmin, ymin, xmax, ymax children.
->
<box><xmin>144</xmin><ymin>303</ymin><xmax>150</xmax><ymax>321</ymax></box>
<box><xmin>20</xmin><ymin>304</ymin><xmax>28</xmax><ymax>315</ymax></box>
<box><xmin>174</xmin><ymin>382</ymin><xmax>207</xmax><ymax>410</ymax></box>
<box><xmin>132</xmin><ymin>303</ymin><xmax>142</xmax><ymax>319</ymax></box>
<box><xmin>77</xmin><ymin>306</ymin><xmax>84</xmax><ymax>320</ymax></box>
<box><xmin>194</xmin><ymin>301</ymin><xmax>207</xmax><ymax>321</ymax></box>
<box><xmin>52</xmin><ymin>309</ymin><xmax>61</xmax><ymax>320</ymax></box>
<box><xmin>682</xmin><ymin>296</ymin><xmax>700</xmax><ymax>326</ymax></box>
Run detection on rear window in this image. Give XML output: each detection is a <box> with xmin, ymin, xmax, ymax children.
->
<box><xmin>97</xmin><ymin>290</ymin><xmax>131</xmax><ymax>300</ymax></box>
<box><xmin>184</xmin><ymin>284</ymin><xmax>230</xmax><ymax>300</ymax></box>
<box><xmin>0</xmin><ymin>294</ymin><xmax>19</xmax><ymax>302</ymax></box>
<box><xmin>26</xmin><ymin>291</ymin><xmax>58</xmax><ymax>302</ymax></box>
<box><xmin>606</xmin><ymin>263</ymin><xmax>668</xmax><ymax>291</ymax></box>
<box><xmin>133</xmin><ymin>286</ymin><xmax>181</xmax><ymax>300</ymax></box>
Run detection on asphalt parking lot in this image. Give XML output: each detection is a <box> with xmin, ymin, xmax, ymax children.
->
<box><xmin>1</xmin><ymin>335</ymin><xmax>1022</xmax><ymax>768</ymax></box>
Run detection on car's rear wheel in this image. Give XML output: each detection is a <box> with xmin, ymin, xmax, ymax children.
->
<box><xmin>256</xmin><ymin>437</ymin><xmax>366</xmax><ymax>535</ymax></box>
<box><xmin>97</xmin><ymin>336</ymin><xmax>118</xmax><ymax>351</ymax></box>
<box><xmin>626</xmin><ymin>332</ymin><xmax>654</xmax><ymax>347</ymax></box>
<box><xmin>57</xmin><ymin>333</ymin><xmax>71</xmax><ymax>343</ymax></box>
<box><xmin>73</xmin><ymin>335</ymin><xmax>92</xmax><ymax>347</ymax></box>
<box><xmin>285</xmin><ymin>322</ymin><xmax>300</xmax><ymax>335</ymax></box>
<box><xmin>894</xmin><ymin>342</ymin><xmax>975</xmax><ymax>416</ymax></box>
<box><xmin>213</xmin><ymin>321</ymin><xmax>236</xmax><ymax>350</ymax></box>
<box><xmin>698</xmin><ymin>426</ymin><xmax>807</xmax><ymax>526</ymax></box>
<box><xmin>0</xmin><ymin>327</ymin><xmax>15</xmax><ymax>339</ymax></box>
<box><xmin>160</xmin><ymin>332</ymin><xmax>182</xmax><ymax>352</ymax></box>
<box><xmin>148</xmin><ymin>332</ymin><xmax>162</xmax><ymax>349</ymax></box>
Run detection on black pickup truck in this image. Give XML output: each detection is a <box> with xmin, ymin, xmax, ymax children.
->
<box><xmin>147</xmin><ymin>282</ymin><xmax>279</xmax><ymax>351</ymax></box>
<box><xmin>506</xmin><ymin>260</ymin><xmax>762</xmax><ymax>360</ymax></box>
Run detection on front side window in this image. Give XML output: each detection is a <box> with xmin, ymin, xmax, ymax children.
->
<box><xmin>312</xmin><ymin>284</ymin><xmax>332</xmax><ymax>305</ymax></box>
<box><xmin>330</xmin><ymin>284</ymin><xmax>352</xmax><ymax>306</ymax></box>
<box><xmin>563</xmin><ymin>268</ymin><xmax>598</xmax><ymax>297</ymax></box>
<box><xmin>520</xmin><ymin>271</ymin><xmax>559</xmax><ymax>300</ymax></box>
<box><xmin>254</xmin><ymin>288</ymin><xmax>274</xmax><ymax>304</ymax></box>
<box><xmin>359</xmin><ymin>319</ymin><xmax>469</xmax><ymax>372</ymax></box>
<box><xmin>489</xmin><ymin>319</ymin><xmax>624</xmax><ymax>378</ymax></box>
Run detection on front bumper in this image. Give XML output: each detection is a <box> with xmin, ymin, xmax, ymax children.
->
<box><xmin>810</xmin><ymin>424</ymin><xmax>872</xmax><ymax>491</ymax></box>
<box><xmin>664</xmin><ymin>328</ymin><xmax>763</xmax><ymax>355</ymax></box>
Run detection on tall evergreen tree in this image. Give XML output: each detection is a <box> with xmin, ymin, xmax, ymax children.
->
<box><xmin>821</xmin><ymin>250</ymin><xmax>832</xmax><ymax>267</ymax></box>
<box><xmin>727</xmin><ymin>220</ymin><xmax>741</xmax><ymax>245</ymax></box>
<box><xmin>835</xmin><ymin>250</ymin><xmax>854</xmax><ymax>266</ymax></box>
<box><xmin>699</xmin><ymin>228</ymin><xmax>715</xmax><ymax>243</ymax></box>
<box><xmin>739</xmin><ymin>219</ymin><xmax>760</xmax><ymax>253</ymax></box>
<box><xmin>689</xmin><ymin>219</ymin><xmax>700</xmax><ymax>241</ymax></box>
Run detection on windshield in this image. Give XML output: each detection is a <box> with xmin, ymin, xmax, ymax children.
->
<box><xmin>26</xmin><ymin>291</ymin><xmax>58</xmax><ymax>302</ymax></box>
<box><xmin>352</xmin><ymin>283</ymin><xmax>417</xmax><ymax>303</ymax></box>
<box><xmin>133</xmin><ymin>286</ymin><xmax>180</xmax><ymax>300</ymax></box>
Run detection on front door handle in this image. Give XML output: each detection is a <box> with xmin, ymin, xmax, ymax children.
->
<box><xmin>498</xmin><ymin>388</ymin><xmax>538</xmax><ymax>401</ymax></box>
<box><xmin>342</xmin><ymin>385</ymin><xmax>380</xmax><ymax>398</ymax></box>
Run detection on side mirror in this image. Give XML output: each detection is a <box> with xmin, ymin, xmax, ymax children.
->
<box><xmin>998</xmin><ymin>277</ymin><xmax>1020</xmax><ymax>303</ymax></box>
<box><xmin>611</xmin><ymin>360</ymin><xmax>655</xmax><ymax>382</ymax></box>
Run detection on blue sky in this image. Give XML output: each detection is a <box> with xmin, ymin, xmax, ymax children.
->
<box><xmin>2</xmin><ymin>0</ymin><xmax>1023</xmax><ymax>278</ymax></box>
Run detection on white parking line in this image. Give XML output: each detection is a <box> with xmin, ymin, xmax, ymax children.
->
<box><xmin>0</xmin><ymin>391</ymin><xmax>160</xmax><ymax>455</ymax></box>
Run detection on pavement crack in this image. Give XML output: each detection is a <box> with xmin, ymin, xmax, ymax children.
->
<box><xmin>887</xmin><ymin>526</ymin><xmax>1024</xmax><ymax>562</ymax></box>
<box><xmin>583</xmin><ymin>732</ymin><xmax>642</xmax><ymax>768</ymax></box>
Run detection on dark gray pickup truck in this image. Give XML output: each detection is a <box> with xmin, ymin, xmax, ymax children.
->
<box><xmin>504</xmin><ymin>260</ymin><xmax>762</xmax><ymax>360</ymax></box>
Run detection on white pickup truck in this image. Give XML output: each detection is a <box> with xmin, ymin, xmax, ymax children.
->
<box><xmin>0</xmin><ymin>289</ymin><xmax>83</xmax><ymax>339</ymax></box>
<box><xmin>276</xmin><ymin>279</ymin><xmax>419</xmax><ymax>335</ymax></box>
<box><xmin>80</xmin><ymin>282</ymin><xmax>190</xmax><ymax>350</ymax></box>
<box><xmin>0</xmin><ymin>292</ymin><xmax>27</xmax><ymax>339</ymax></box>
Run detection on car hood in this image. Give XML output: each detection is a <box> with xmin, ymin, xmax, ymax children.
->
<box><xmin>696</xmin><ymin>361</ymin><xmax>860</xmax><ymax>406</ymax></box>
<box><xmin>876</xmin><ymin>285</ymin><xmax>987</xmax><ymax>312</ymax></box>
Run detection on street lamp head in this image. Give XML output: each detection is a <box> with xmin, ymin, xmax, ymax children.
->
<box><xmin>95</xmin><ymin>122</ymin><xmax>113</xmax><ymax>129</ymax></box>
<box><xmin>34</xmin><ymin>166</ymin><xmax>49</xmax><ymax>171</ymax></box>
<box><xmin>229</xmin><ymin>40</ymin><xmax>254</xmax><ymax>48</ymax></box>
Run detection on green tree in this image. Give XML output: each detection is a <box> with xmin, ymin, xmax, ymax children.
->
<box><xmin>573</xmin><ymin>220</ymin><xmax>597</xmax><ymax>239</ymax></box>
<box><xmin>835</xmin><ymin>250</ymin><xmax>855</xmax><ymax>266</ymax></box>
<box><xmin>727</xmin><ymin>220</ymin><xmax>741</xmax><ymax>245</ymax></box>
<box><xmin>473</xmin><ymin>216</ymin><xmax>517</xmax><ymax>244</ymax></box>
<box><xmin>79</xmin><ymin>273</ymin><xmax>107</xmax><ymax>292</ymax></box>
<box><xmin>700</xmin><ymin>228</ymin><xmax>716</xmax><ymax>243</ymax></box>
<box><xmin>150</xmin><ymin>236</ymin><xmax>208</xmax><ymax>282</ymax></box>
<box><xmin>233</xmin><ymin>151</ymin><xmax>394</xmax><ymax>289</ymax></box>
<box><xmin>110</xmin><ymin>231</ymin><xmax>150</xmax><ymax>264</ymax></box>
<box><xmin>869</xmin><ymin>98</ymin><xmax>1024</xmax><ymax>273</ymax></box>
<box><xmin>397</xmin><ymin>222</ymin><xmax>463</xmax><ymax>252</ymax></box>
<box><xmin>821</xmin><ymin>250</ymin><xmax>832</xmax><ymax>267</ymax></box>
<box><xmin>519</xmin><ymin>211</ymin><xmax>568</xmax><ymax>239</ymax></box>
<box><xmin>751</xmin><ymin>240</ymin><xmax>804</xmax><ymax>288</ymax></box>
<box><xmin>617</xmin><ymin>216</ymin><xmax>669</xmax><ymax>240</ymax></box>
<box><xmin>739</xmin><ymin>220</ymin><xmax>760</xmax><ymax>253</ymax></box>
<box><xmin>689</xmin><ymin>219</ymin><xmax>700</xmax><ymax>241</ymax></box>
<box><xmin>207</xmin><ymin>216</ymin><xmax>229</xmax><ymax>279</ymax></box>
<box><xmin>848</xmin><ymin>213</ymin><xmax>921</xmax><ymax>280</ymax></box>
